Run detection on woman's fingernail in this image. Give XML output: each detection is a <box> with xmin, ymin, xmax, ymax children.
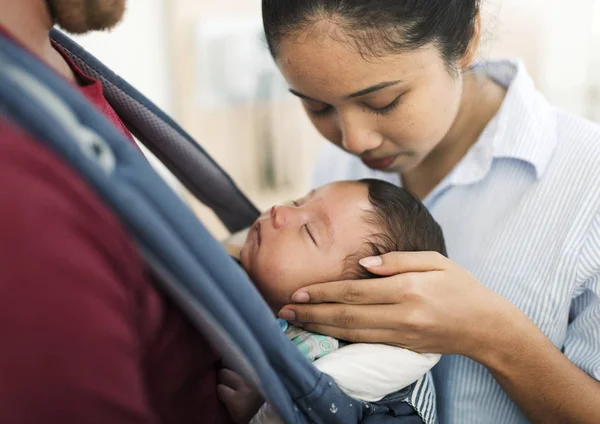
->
<box><xmin>360</xmin><ymin>256</ymin><xmax>382</xmax><ymax>267</ymax></box>
<box><xmin>291</xmin><ymin>291</ymin><xmax>310</xmax><ymax>303</ymax></box>
<box><xmin>278</xmin><ymin>309</ymin><xmax>296</xmax><ymax>321</ymax></box>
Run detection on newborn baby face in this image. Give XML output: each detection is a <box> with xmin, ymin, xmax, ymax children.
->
<box><xmin>240</xmin><ymin>181</ymin><xmax>375</xmax><ymax>311</ymax></box>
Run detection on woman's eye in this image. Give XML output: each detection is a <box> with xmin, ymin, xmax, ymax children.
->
<box><xmin>304</xmin><ymin>224</ymin><xmax>317</xmax><ymax>245</ymax></box>
<box><xmin>308</xmin><ymin>105</ymin><xmax>333</xmax><ymax>117</ymax></box>
<box><xmin>303</xmin><ymin>94</ymin><xmax>403</xmax><ymax>118</ymax></box>
<box><xmin>303</xmin><ymin>100</ymin><xmax>334</xmax><ymax>118</ymax></box>
<box><xmin>365</xmin><ymin>94</ymin><xmax>403</xmax><ymax>116</ymax></box>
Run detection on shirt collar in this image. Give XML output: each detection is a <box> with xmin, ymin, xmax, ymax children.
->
<box><xmin>448</xmin><ymin>60</ymin><xmax>558</xmax><ymax>187</ymax></box>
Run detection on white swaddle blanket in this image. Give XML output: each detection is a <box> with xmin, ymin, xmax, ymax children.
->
<box><xmin>313</xmin><ymin>343</ymin><xmax>440</xmax><ymax>402</ymax></box>
<box><xmin>250</xmin><ymin>343</ymin><xmax>440</xmax><ymax>423</ymax></box>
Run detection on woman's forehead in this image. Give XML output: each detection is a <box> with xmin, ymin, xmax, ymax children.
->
<box><xmin>276</xmin><ymin>34</ymin><xmax>441</xmax><ymax>97</ymax></box>
<box><xmin>278</xmin><ymin>35</ymin><xmax>379</xmax><ymax>79</ymax></box>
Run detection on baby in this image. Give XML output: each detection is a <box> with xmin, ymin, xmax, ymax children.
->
<box><xmin>221</xmin><ymin>178</ymin><xmax>446</xmax><ymax>423</ymax></box>
<box><xmin>239</xmin><ymin>178</ymin><xmax>446</xmax><ymax>313</ymax></box>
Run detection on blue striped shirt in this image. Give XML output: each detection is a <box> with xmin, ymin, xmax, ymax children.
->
<box><xmin>311</xmin><ymin>60</ymin><xmax>600</xmax><ymax>423</ymax></box>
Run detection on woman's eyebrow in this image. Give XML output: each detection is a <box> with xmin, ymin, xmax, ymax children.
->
<box><xmin>289</xmin><ymin>80</ymin><xmax>403</xmax><ymax>102</ymax></box>
<box><xmin>347</xmin><ymin>80</ymin><xmax>403</xmax><ymax>99</ymax></box>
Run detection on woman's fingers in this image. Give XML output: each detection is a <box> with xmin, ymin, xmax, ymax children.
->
<box><xmin>359</xmin><ymin>251</ymin><xmax>447</xmax><ymax>276</ymax></box>
<box><xmin>289</xmin><ymin>252</ymin><xmax>446</xmax><ymax>306</ymax></box>
<box><xmin>290</xmin><ymin>278</ymin><xmax>399</xmax><ymax>305</ymax></box>
<box><xmin>298</xmin><ymin>323</ymin><xmax>404</xmax><ymax>346</ymax></box>
<box><xmin>279</xmin><ymin>304</ymin><xmax>402</xmax><ymax>330</ymax></box>
<box><xmin>290</xmin><ymin>269</ymin><xmax>437</xmax><ymax>306</ymax></box>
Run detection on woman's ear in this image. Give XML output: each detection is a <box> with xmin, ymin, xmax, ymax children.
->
<box><xmin>460</xmin><ymin>12</ymin><xmax>481</xmax><ymax>69</ymax></box>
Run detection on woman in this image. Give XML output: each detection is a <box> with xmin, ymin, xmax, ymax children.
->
<box><xmin>263</xmin><ymin>0</ymin><xmax>600</xmax><ymax>423</ymax></box>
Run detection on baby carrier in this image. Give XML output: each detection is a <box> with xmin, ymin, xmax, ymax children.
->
<box><xmin>0</xmin><ymin>29</ymin><xmax>437</xmax><ymax>424</ymax></box>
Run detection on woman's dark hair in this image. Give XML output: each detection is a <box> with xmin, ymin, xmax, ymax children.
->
<box><xmin>344</xmin><ymin>178</ymin><xmax>447</xmax><ymax>280</ymax></box>
<box><xmin>262</xmin><ymin>0</ymin><xmax>480</xmax><ymax>67</ymax></box>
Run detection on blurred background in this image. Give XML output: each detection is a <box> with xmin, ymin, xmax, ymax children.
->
<box><xmin>67</xmin><ymin>0</ymin><xmax>600</xmax><ymax>239</ymax></box>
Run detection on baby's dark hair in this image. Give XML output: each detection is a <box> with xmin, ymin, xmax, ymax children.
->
<box><xmin>344</xmin><ymin>179</ymin><xmax>447</xmax><ymax>279</ymax></box>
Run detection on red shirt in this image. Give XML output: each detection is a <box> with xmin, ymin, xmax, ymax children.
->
<box><xmin>0</xmin><ymin>27</ymin><xmax>230</xmax><ymax>424</ymax></box>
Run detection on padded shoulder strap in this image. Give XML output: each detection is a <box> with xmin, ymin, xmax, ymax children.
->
<box><xmin>49</xmin><ymin>29</ymin><xmax>260</xmax><ymax>233</ymax></box>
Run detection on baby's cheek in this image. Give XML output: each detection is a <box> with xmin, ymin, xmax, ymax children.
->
<box><xmin>251</xmin><ymin>261</ymin><xmax>298</xmax><ymax>305</ymax></box>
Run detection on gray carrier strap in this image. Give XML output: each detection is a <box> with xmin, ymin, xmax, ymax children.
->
<box><xmin>49</xmin><ymin>29</ymin><xmax>259</xmax><ymax>234</ymax></box>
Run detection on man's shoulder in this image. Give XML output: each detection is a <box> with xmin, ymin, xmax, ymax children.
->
<box><xmin>0</xmin><ymin>118</ymin><xmax>165</xmax><ymax>423</ymax></box>
<box><xmin>0</xmin><ymin>117</ymin><xmax>144</xmax><ymax>284</ymax></box>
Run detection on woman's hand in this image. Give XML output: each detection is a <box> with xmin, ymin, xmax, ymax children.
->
<box><xmin>278</xmin><ymin>251</ymin><xmax>528</xmax><ymax>361</ymax></box>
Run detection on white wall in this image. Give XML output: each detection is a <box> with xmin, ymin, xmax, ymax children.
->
<box><xmin>166</xmin><ymin>0</ymin><xmax>325</xmax><ymax>239</ymax></box>
<box><xmin>482</xmin><ymin>0</ymin><xmax>600</xmax><ymax>117</ymax></box>
<box><xmin>67</xmin><ymin>0</ymin><xmax>181</xmax><ymax>191</ymax></box>
<box><xmin>69</xmin><ymin>0</ymin><xmax>173</xmax><ymax>114</ymax></box>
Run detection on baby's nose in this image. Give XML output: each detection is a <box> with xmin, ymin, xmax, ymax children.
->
<box><xmin>271</xmin><ymin>205</ymin><xmax>291</xmax><ymax>229</ymax></box>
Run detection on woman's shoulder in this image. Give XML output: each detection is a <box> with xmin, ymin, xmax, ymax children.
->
<box><xmin>554</xmin><ymin>107</ymin><xmax>600</xmax><ymax>149</ymax></box>
<box><xmin>551</xmin><ymin>108</ymin><xmax>600</xmax><ymax>179</ymax></box>
<box><xmin>484</xmin><ymin>59</ymin><xmax>600</xmax><ymax>182</ymax></box>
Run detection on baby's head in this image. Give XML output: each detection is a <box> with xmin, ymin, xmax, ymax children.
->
<box><xmin>240</xmin><ymin>179</ymin><xmax>446</xmax><ymax>311</ymax></box>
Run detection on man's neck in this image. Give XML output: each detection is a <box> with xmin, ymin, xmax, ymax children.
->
<box><xmin>0</xmin><ymin>0</ymin><xmax>77</xmax><ymax>83</ymax></box>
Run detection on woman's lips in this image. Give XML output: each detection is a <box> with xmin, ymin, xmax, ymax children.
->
<box><xmin>361</xmin><ymin>154</ymin><xmax>399</xmax><ymax>170</ymax></box>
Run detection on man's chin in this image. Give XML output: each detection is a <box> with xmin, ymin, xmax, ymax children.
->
<box><xmin>48</xmin><ymin>0</ymin><xmax>126</xmax><ymax>35</ymax></box>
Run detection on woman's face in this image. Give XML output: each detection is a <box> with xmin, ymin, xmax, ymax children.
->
<box><xmin>275</xmin><ymin>29</ymin><xmax>464</xmax><ymax>173</ymax></box>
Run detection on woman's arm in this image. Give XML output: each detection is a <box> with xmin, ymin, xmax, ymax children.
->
<box><xmin>279</xmin><ymin>252</ymin><xmax>600</xmax><ymax>423</ymax></box>
<box><xmin>480</xmin><ymin>317</ymin><xmax>600</xmax><ymax>424</ymax></box>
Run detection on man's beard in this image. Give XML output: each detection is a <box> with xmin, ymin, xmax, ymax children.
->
<box><xmin>46</xmin><ymin>0</ymin><xmax>127</xmax><ymax>34</ymax></box>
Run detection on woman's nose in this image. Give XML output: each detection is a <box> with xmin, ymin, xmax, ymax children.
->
<box><xmin>340</xmin><ymin>116</ymin><xmax>383</xmax><ymax>155</ymax></box>
<box><xmin>342</xmin><ymin>130</ymin><xmax>384</xmax><ymax>155</ymax></box>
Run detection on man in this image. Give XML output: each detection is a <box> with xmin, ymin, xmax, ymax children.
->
<box><xmin>0</xmin><ymin>1</ymin><xmax>231</xmax><ymax>423</ymax></box>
